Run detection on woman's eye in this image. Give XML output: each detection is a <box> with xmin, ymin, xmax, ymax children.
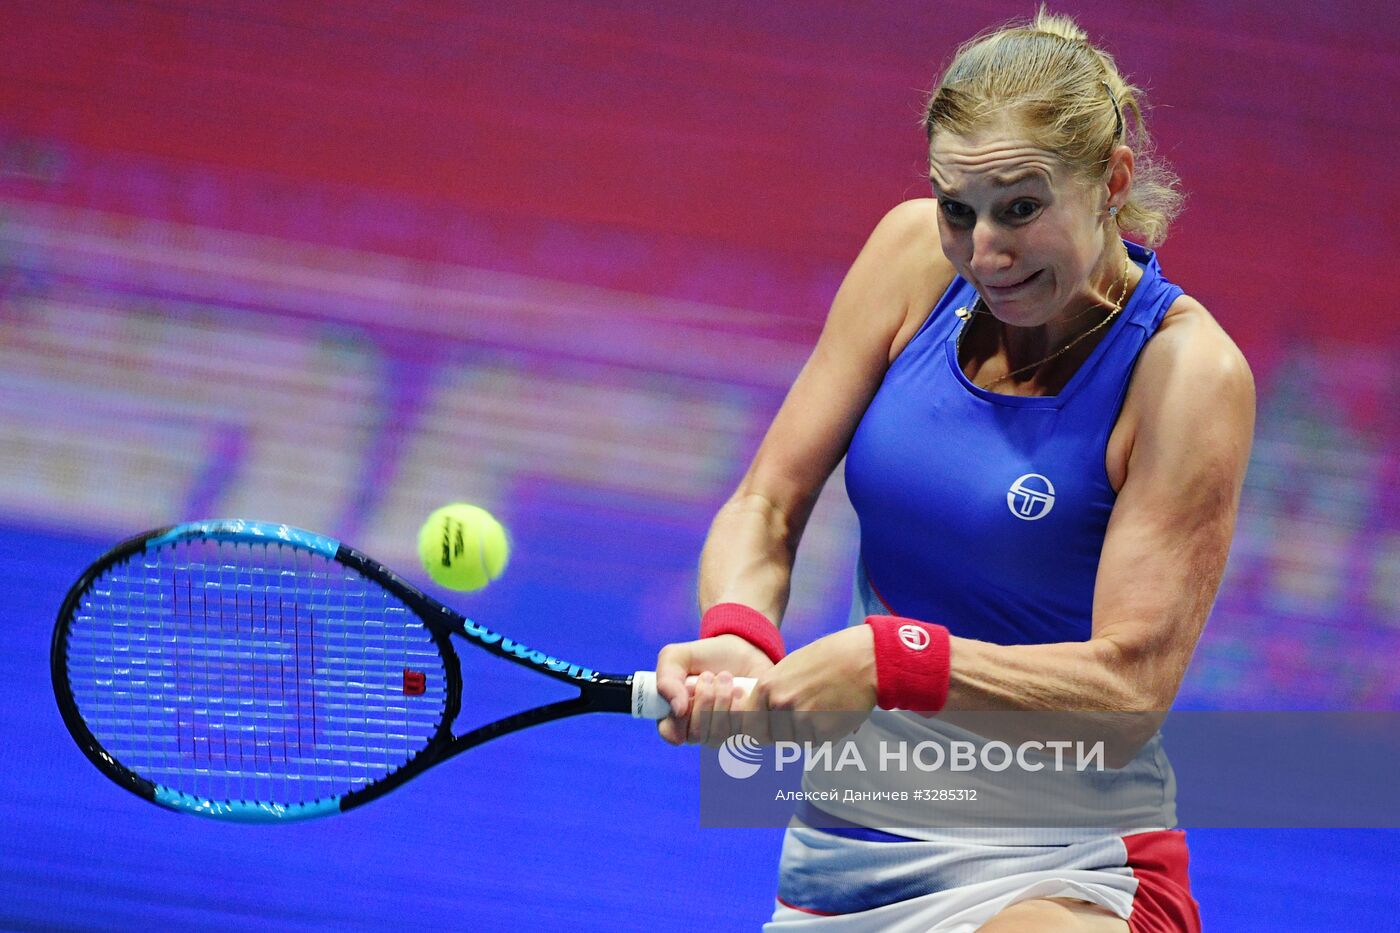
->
<box><xmin>1007</xmin><ymin>200</ymin><xmax>1040</xmax><ymax>221</ymax></box>
<box><xmin>940</xmin><ymin>200</ymin><xmax>972</xmax><ymax>223</ymax></box>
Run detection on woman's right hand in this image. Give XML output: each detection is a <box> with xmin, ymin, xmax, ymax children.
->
<box><xmin>654</xmin><ymin>635</ymin><xmax>774</xmax><ymax>746</ymax></box>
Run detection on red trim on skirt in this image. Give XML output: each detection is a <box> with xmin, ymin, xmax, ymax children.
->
<box><xmin>1125</xmin><ymin>830</ymin><xmax>1200</xmax><ymax>933</ymax></box>
<box><xmin>775</xmin><ymin>896</ymin><xmax>839</xmax><ymax>917</ymax></box>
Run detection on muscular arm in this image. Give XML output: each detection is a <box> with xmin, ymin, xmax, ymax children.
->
<box><xmin>944</xmin><ymin>298</ymin><xmax>1255</xmax><ymax>717</ymax></box>
<box><xmin>655</xmin><ymin>200</ymin><xmax>952</xmax><ymax>738</ymax></box>
<box><xmin>697</xmin><ymin>199</ymin><xmax>954</xmax><ymax>623</ymax></box>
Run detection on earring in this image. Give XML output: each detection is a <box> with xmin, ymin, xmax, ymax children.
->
<box><xmin>1108</xmin><ymin>205</ymin><xmax>1119</xmax><ymax>218</ymax></box>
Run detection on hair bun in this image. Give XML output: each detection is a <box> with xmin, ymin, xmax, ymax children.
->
<box><xmin>1032</xmin><ymin>7</ymin><xmax>1089</xmax><ymax>43</ymax></box>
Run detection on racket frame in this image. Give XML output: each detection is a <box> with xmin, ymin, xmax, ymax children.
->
<box><xmin>51</xmin><ymin>521</ymin><xmax>640</xmax><ymax>821</ymax></box>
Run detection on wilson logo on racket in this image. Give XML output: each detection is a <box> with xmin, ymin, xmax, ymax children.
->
<box><xmin>461</xmin><ymin>618</ymin><xmax>597</xmax><ymax>679</ymax></box>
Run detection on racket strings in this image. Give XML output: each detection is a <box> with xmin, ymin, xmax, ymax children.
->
<box><xmin>64</xmin><ymin>539</ymin><xmax>449</xmax><ymax>807</ymax></box>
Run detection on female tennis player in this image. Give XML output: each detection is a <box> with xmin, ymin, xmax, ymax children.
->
<box><xmin>655</xmin><ymin>9</ymin><xmax>1253</xmax><ymax>932</ymax></box>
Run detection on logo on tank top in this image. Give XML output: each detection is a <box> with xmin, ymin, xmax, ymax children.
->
<box><xmin>1007</xmin><ymin>473</ymin><xmax>1056</xmax><ymax>521</ymax></box>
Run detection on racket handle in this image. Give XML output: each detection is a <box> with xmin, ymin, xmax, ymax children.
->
<box><xmin>629</xmin><ymin>671</ymin><xmax>758</xmax><ymax>720</ymax></box>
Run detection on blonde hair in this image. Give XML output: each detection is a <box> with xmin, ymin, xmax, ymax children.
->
<box><xmin>923</xmin><ymin>8</ymin><xmax>1182</xmax><ymax>245</ymax></box>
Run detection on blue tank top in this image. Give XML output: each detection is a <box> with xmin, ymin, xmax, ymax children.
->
<box><xmin>845</xmin><ymin>241</ymin><xmax>1182</xmax><ymax>645</ymax></box>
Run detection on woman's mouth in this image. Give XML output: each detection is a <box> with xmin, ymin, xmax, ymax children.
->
<box><xmin>983</xmin><ymin>270</ymin><xmax>1042</xmax><ymax>297</ymax></box>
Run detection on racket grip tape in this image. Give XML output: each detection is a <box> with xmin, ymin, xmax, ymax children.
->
<box><xmin>630</xmin><ymin>671</ymin><xmax>758</xmax><ymax>719</ymax></box>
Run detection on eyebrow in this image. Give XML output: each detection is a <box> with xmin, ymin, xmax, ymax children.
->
<box><xmin>928</xmin><ymin>168</ymin><xmax>1050</xmax><ymax>198</ymax></box>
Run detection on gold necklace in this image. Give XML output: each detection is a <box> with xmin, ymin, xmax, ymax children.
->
<box><xmin>961</xmin><ymin>252</ymin><xmax>1133</xmax><ymax>392</ymax></box>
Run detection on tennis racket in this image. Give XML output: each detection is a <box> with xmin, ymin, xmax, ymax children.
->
<box><xmin>52</xmin><ymin>519</ymin><xmax>752</xmax><ymax>823</ymax></box>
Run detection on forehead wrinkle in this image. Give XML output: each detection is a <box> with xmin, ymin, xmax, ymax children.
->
<box><xmin>990</xmin><ymin>167</ymin><xmax>1051</xmax><ymax>187</ymax></box>
<box><xmin>929</xmin><ymin>147</ymin><xmax>1058</xmax><ymax>199</ymax></box>
<box><xmin>929</xmin><ymin>136</ymin><xmax>1060</xmax><ymax>191</ymax></box>
<box><xmin>931</xmin><ymin>149</ymin><xmax>1058</xmax><ymax>177</ymax></box>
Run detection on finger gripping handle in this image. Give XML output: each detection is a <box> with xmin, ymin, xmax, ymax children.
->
<box><xmin>630</xmin><ymin>671</ymin><xmax>757</xmax><ymax>720</ymax></box>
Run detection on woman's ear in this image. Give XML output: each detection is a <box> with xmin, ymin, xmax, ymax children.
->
<box><xmin>1105</xmin><ymin>145</ymin><xmax>1136</xmax><ymax>215</ymax></box>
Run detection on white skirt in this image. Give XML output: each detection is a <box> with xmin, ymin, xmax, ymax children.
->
<box><xmin>765</xmin><ymin>813</ymin><xmax>1198</xmax><ymax>932</ymax></box>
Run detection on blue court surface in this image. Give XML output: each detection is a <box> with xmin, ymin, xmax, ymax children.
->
<box><xmin>5</xmin><ymin>522</ymin><xmax>1398</xmax><ymax>930</ymax></box>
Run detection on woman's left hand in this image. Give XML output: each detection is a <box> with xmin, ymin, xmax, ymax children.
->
<box><xmin>732</xmin><ymin>624</ymin><xmax>879</xmax><ymax>746</ymax></box>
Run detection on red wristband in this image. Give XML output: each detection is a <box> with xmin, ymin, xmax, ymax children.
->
<box><xmin>865</xmin><ymin>615</ymin><xmax>950</xmax><ymax>716</ymax></box>
<box><xmin>700</xmin><ymin>603</ymin><xmax>786</xmax><ymax>664</ymax></box>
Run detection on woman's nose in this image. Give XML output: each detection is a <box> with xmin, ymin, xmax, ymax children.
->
<box><xmin>968</xmin><ymin>220</ymin><xmax>1013</xmax><ymax>278</ymax></box>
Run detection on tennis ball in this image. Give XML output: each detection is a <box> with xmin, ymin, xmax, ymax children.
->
<box><xmin>417</xmin><ymin>503</ymin><xmax>509</xmax><ymax>592</ymax></box>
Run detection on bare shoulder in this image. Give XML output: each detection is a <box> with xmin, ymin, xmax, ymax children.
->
<box><xmin>1115</xmin><ymin>294</ymin><xmax>1255</xmax><ymax>491</ymax></box>
<box><xmin>841</xmin><ymin>198</ymin><xmax>955</xmax><ymax>362</ymax></box>
<box><xmin>857</xmin><ymin>198</ymin><xmax>953</xmax><ymax>292</ymax></box>
<box><xmin>1108</xmin><ymin>295</ymin><xmax>1254</xmax><ymax>493</ymax></box>
<box><xmin>1134</xmin><ymin>294</ymin><xmax>1255</xmax><ymax>412</ymax></box>
<box><xmin>868</xmin><ymin>197</ymin><xmax>945</xmax><ymax>250</ymax></box>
